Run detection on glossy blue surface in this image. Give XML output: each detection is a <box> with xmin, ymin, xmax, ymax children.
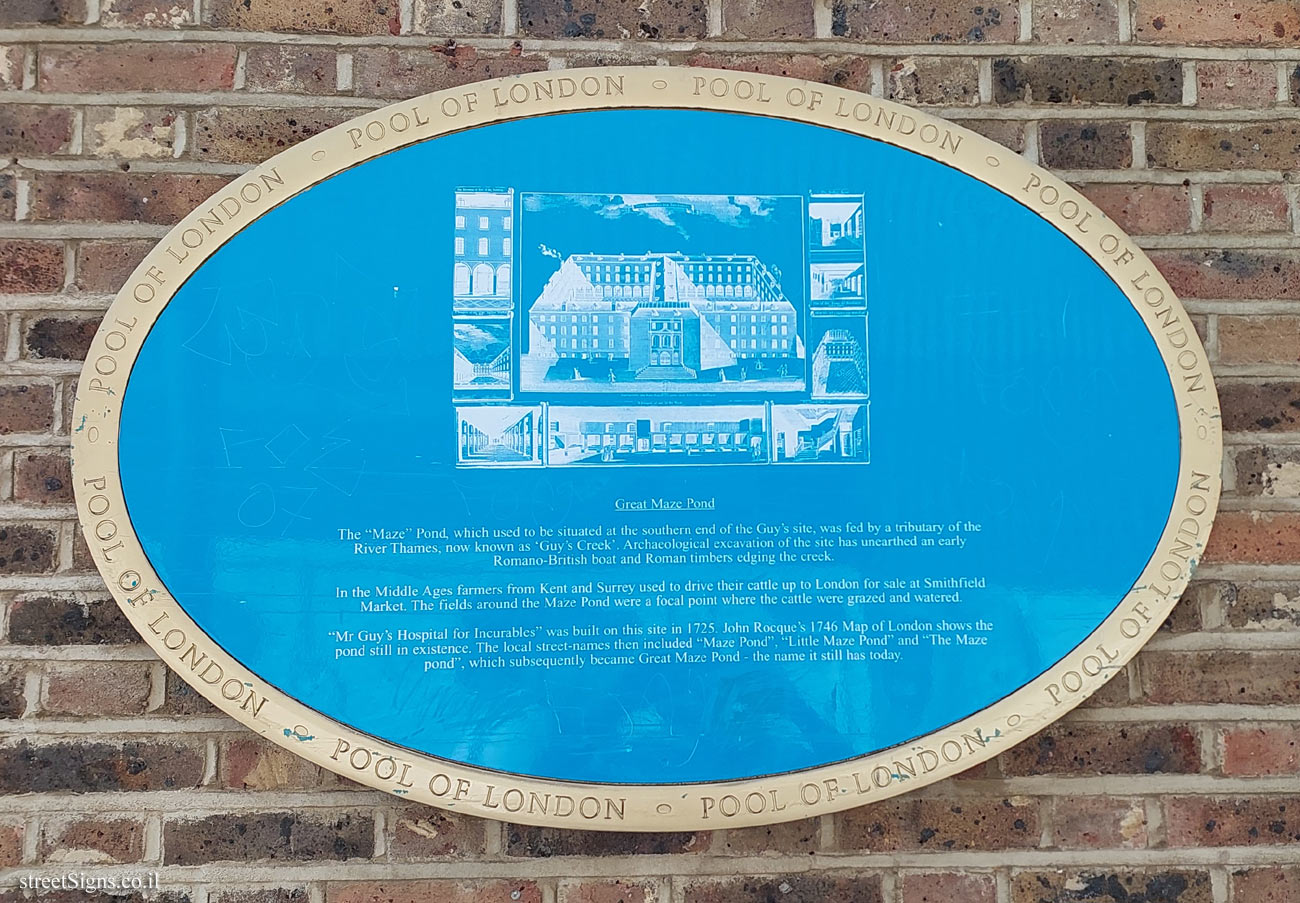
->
<box><xmin>119</xmin><ymin>110</ymin><xmax>1179</xmax><ymax>783</ymax></box>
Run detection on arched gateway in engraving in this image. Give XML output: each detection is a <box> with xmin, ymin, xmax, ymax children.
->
<box><xmin>73</xmin><ymin>68</ymin><xmax>1220</xmax><ymax>830</ymax></box>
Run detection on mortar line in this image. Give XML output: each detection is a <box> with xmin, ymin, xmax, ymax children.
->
<box><xmin>9</xmin><ymin>29</ymin><xmax>1300</xmax><ymax>58</ymax></box>
<box><xmin>1211</xmin><ymin>868</ymin><xmax>1230</xmax><ymax>903</ymax></box>
<box><xmin>1117</xmin><ymin>0</ymin><xmax>1133</xmax><ymax>42</ymax></box>
<box><xmin>811</xmin><ymin>0</ymin><xmax>832</xmax><ymax>38</ymax></box>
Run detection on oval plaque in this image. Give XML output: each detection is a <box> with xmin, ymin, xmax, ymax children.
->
<box><xmin>73</xmin><ymin>68</ymin><xmax>1221</xmax><ymax>829</ymax></box>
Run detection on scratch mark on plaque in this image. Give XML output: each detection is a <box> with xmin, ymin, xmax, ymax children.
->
<box><xmin>74</xmin><ymin>415</ymin><xmax>87</xmax><ymax>432</ymax></box>
<box><xmin>283</xmin><ymin>727</ymin><xmax>315</xmax><ymax>741</ymax></box>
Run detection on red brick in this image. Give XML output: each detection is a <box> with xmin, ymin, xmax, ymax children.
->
<box><xmin>1216</xmin><ymin>579</ymin><xmax>1300</xmax><ymax>628</ymax></box>
<box><xmin>1134</xmin><ymin>0</ymin><xmax>1300</xmax><ymax>44</ymax></box>
<box><xmin>1218</xmin><ymin>316</ymin><xmax>1300</xmax><ymax>364</ymax></box>
<box><xmin>86</xmin><ymin>107</ymin><xmax>181</xmax><ymax>159</ymax></box>
<box><xmin>1203</xmin><ymin>185</ymin><xmax>1290</xmax><ymax>232</ymax></box>
<box><xmin>0</xmin><ymin>106</ymin><xmax>75</xmax><ymax>155</ymax></box>
<box><xmin>1052</xmin><ymin>797</ymin><xmax>1148</xmax><ymax>849</ymax></box>
<box><xmin>999</xmin><ymin>723</ymin><xmax>1200</xmax><ymax>775</ymax></box>
<box><xmin>1235</xmin><ymin>447</ymin><xmax>1300</xmax><ymax>498</ymax></box>
<box><xmin>99</xmin><ymin>0</ymin><xmax>196</xmax><ymax>26</ymax></box>
<box><xmin>1072</xmin><ymin>668</ymin><xmax>1133</xmax><ymax>708</ymax></box>
<box><xmin>245</xmin><ymin>46</ymin><xmax>338</xmax><ymax>94</ymax></box>
<box><xmin>1219</xmin><ymin>382</ymin><xmax>1300</xmax><ymax>432</ymax></box>
<box><xmin>1222</xmin><ymin>726</ymin><xmax>1300</xmax><ymax>775</ymax></box>
<box><xmin>993</xmin><ymin>57</ymin><xmax>1181</xmax><ymax>105</ymax></box>
<box><xmin>205</xmin><ymin>0</ymin><xmax>398</xmax><ymax>34</ymax></box>
<box><xmin>1031</xmin><ymin>0</ymin><xmax>1119</xmax><ymax>42</ymax></box>
<box><xmin>686</xmin><ymin>875</ymin><xmax>883</xmax><ymax>903</ymax></box>
<box><xmin>7</xmin><ymin>594</ymin><xmax>139</xmax><ymax>645</ymax></box>
<box><xmin>1011</xmin><ymin>870</ymin><xmax>1211</xmax><ymax>902</ymax></box>
<box><xmin>0</xmin><ymin>174</ymin><xmax>15</xmax><ymax>221</ymax></box>
<box><xmin>1152</xmin><ymin>250</ymin><xmax>1300</xmax><ymax>300</ymax></box>
<box><xmin>38</xmin><ymin>817</ymin><xmax>145</xmax><ymax>863</ymax></box>
<box><xmin>330</xmin><ymin>882</ymin><xmax>542</xmax><ymax>903</ymax></box>
<box><xmin>0</xmin><ymin>241</ymin><xmax>64</xmax><ymax>294</ymax></box>
<box><xmin>158</xmin><ymin>669</ymin><xmax>220</xmax><ymax>715</ymax></box>
<box><xmin>901</xmin><ymin>873</ymin><xmax>996</xmax><ymax>903</ymax></box>
<box><xmin>44</xmin><ymin>662</ymin><xmax>151</xmax><ymax>716</ymax></box>
<box><xmin>963</xmin><ymin>120</ymin><xmax>1026</xmax><ymax>153</ymax></box>
<box><xmin>165</xmin><ymin>812</ymin><xmax>375</xmax><ymax>864</ymax></box>
<box><xmin>194</xmin><ymin>107</ymin><xmax>353</xmax><ymax>164</ymax></box>
<box><xmin>838</xmin><ymin>797</ymin><xmax>1039</xmax><ymax>851</ymax></box>
<box><xmin>39</xmin><ymin>44</ymin><xmax>236</xmax><ymax>93</ymax></box>
<box><xmin>1166</xmin><ymin>797</ymin><xmax>1300</xmax><ymax>845</ymax></box>
<box><xmin>388</xmin><ymin>805</ymin><xmax>488</xmax><ymax>859</ymax></box>
<box><xmin>518</xmin><ymin>0</ymin><xmax>706</xmax><ymax>38</ymax></box>
<box><xmin>1142</xmin><ymin>650</ymin><xmax>1300</xmax><ymax>703</ymax></box>
<box><xmin>559</xmin><ymin>881</ymin><xmax>658</xmax><ymax>903</ymax></box>
<box><xmin>685</xmin><ymin>52</ymin><xmax>873</xmax><ymax>91</ymax></box>
<box><xmin>1197</xmin><ymin>61</ymin><xmax>1280</xmax><ymax>108</ymax></box>
<box><xmin>0</xmin><ymin>739</ymin><xmax>205</xmax><ymax>791</ymax></box>
<box><xmin>220</xmin><ymin>736</ymin><xmax>336</xmax><ymax>791</ymax></box>
<box><xmin>0</xmin><ymin>524</ymin><xmax>57</xmax><ymax>574</ymax></box>
<box><xmin>75</xmin><ymin>240</ymin><xmax>153</xmax><ymax>293</ymax></box>
<box><xmin>70</xmin><ymin>529</ymin><xmax>95</xmax><ymax>571</ymax></box>
<box><xmin>0</xmin><ymin>822</ymin><xmax>22</xmax><ymax>867</ymax></box>
<box><xmin>506</xmin><ymin>825</ymin><xmax>710</xmax><ymax>856</ymax></box>
<box><xmin>0</xmin><ymin>382</ymin><xmax>55</xmax><ymax>434</ymax></box>
<box><xmin>1078</xmin><ymin>183</ymin><xmax>1190</xmax><ymax>233</ymax></box>
<box><xmin>1205</xmin><ymin>511</ymin><xmax>1300</xmax><ymax>563</ymax></box>
<box><xmin>721</xmin><ymin>0</ymin><xmax>814</xmax><ymax>37</ymax></box>
<box><xmin>411</xmin><ymin>0</ymin><xmax>501</xmax><ymax>33</ymax></box>
<box><xmin>0</xmin><ymin>666</ymin><xmax>27</xmax><ymax>719</ymax></box>
<box><xmin>24</xmin><ymin>315</ymin><xmax>99</xmax><ymax>361</ymax></box>
<box><xmin>888</xmin><ymin>57</ymin><xmax>980</xmax><ymax>105</ymax></box>
<box><xmin>1164</xmin><ymin>582</ymin><xmax>1207</xmax><ymax>633</ymax></box>
<box><xmin>1040</xmin><ymin>121</ymin><xmax>1132</xmax><ymax>169</ymax></box>
<box><xmin>0</xmin><ymin>0</ymin><xmax>85</xmax><ymax>25</ymax></box>
<box><xmin>211</xmin><ymin>890</ymin><xmax>310</xmax><ymax>903</ymax></box>
<box><xmin>1146</xmin><ymin>122</ymin><xmax>1300</xmax><ymax>170</ymax></box>
<box><xmin>1233</xmin><ymin>868</ymin><xmax>1300</xmax><ymax>903</ymax></box>
<box><xmin>717</xmin><ymin>818</ymin><xmax>819</xmax><ymax>855</ymax></box>
<box><xmin>350</xmin><ymin>46</ymin><xmax>548</xmax><ymax>99</ymax></box>
<box><xmin>830</xmin><ymin>0</ymin><xmax>1017</xmax><ymax>41</ymax></box>
<box><xmin>0</xmin><ymin>47</ymin><xmax>23</xmax><ymax>91</ymax></box>
<box><xmin>13</xmin><ymin>451</ymin><xmax>72</xmax><ymax>504</ymax></box>
<box><xmin>30</xmin><ymin>172</ymin><xmax>230</xmax><ymax>225</ymax></box>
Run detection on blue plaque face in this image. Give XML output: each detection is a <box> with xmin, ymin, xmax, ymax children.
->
<box><xmin>74</xmin><ymin>70</ymin><xmax>1221</xmax><ymax>829</ymax></box>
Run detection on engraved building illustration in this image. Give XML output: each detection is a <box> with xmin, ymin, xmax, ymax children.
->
<box><xmin>453</xmin><ymin>188</ymin><xmax>514</xmax><ymax>400</ymax></box>
<box><xmin>548</xmin><ymin>405</ymin><xmax>768</xmax><ymax>466</ymax></box>
<box><xmin>524</xmin><ymin>252</ymin><xmax>803</xmax><ymax>388</ymax></box>
<box><xmin>451</xmin><ymin>189</ymin><xmax>872</xmax><ymax>467</ymax></box>
<box><xmin>808</xmin><ymin>194</ymin><xmax>867</xmax><ymax>308</ymax></box>
<box><xmin>811</xmin><ymin>326</ymin><xmax>869</xmax><ymax>398</ymax></box>
<box><xmin>453</xmin><ymin>190</ymin><xmax>513</xmax><ymax>310</ymax></box>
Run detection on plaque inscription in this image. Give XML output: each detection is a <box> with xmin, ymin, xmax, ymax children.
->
<box><xmin>73</xmin><ymin>68</ymin><xmax>1221</xmax><ymax>829</ymax></box>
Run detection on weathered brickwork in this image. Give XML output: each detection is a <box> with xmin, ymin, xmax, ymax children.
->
<box><xmin>0</xmin><ymin>0</ymin><xmax>1296</xmax><ymax>899</ymax></box>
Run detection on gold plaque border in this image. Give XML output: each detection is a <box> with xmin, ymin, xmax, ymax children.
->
<box><xmin>71</xmin><ymin>67</ymin><xmax>1222</xmax><ymax>831</ymax></box>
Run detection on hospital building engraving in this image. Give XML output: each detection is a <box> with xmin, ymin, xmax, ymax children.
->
<box><xmin>451</xmin><ymin>191</ymin><xmax>872</xmax><ymax>467</ymax></box>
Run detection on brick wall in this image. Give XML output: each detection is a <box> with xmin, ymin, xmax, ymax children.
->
<box><xmin>0</xmin><ymin>0</ymin><xmax>1298</xmax><ymax>900</ymax></box>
